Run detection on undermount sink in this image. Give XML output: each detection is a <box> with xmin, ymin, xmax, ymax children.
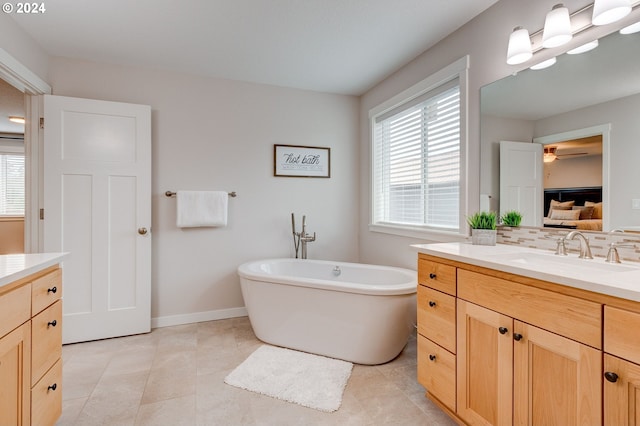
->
<box><xmin>488</xmin><ymin>252</ymin><xmax>640</xmax><ymax>274</ymax></box>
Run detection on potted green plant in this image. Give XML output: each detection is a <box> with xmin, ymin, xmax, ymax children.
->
<box><xmin>467</xmin><ymin>211</ymin><xmax>497</xmax><ymax>246</ymax></box>
<box><xmin>501</xmin><ymin>210</ymin><xmax>523</xmax><ymax>227</ymax></box>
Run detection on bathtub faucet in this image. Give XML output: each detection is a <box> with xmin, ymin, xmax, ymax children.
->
<box><xmin>291</xmin><ymin>213</ymin><xmax>316</xmax><ymax>259</ymax></box>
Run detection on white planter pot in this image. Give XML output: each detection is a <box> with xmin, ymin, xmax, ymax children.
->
<box><xmin>471</xmin><ymin>229</ymin><xmax>496</xmax><ymax>246</ymax></box>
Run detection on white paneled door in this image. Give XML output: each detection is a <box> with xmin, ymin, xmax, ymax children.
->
<box><xmin>43</xmin><ymin>95</ymin><xmax>151</xmax><ymax>344</ymax></box>
<box><xmin>499</xmin><ymin>141</ymin><xmax>543</xmax><ymax>227</ymax></box>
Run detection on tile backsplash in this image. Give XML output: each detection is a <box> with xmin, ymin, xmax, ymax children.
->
<box><xmin>497</xmin><ymin>226</ymin><xmax>640</xmax><ymax>263</ymax></box>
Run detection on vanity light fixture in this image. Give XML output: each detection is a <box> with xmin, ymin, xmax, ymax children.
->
<box><xmin>620</xmin><ymin>20</ymin><xmax>640</xmax><ymax>33</ymax></box>
<box><xmin>567</xmin><ymin>39</ymin><xmax>599</xmax><ymax>54</ymax></box>
<box><xmin>506</xmin><ymin>26</ymin><xmax>533</xmax><ymax>65</ymax></box>
<box><xmin>592</xmin><ymin>0</ymin><xmax>632</xmax><ymax>25</ymax></box>
<box><xmin>530</xmin><ymin>57</ymin><xmax>557</xmax><ymax>70</ymax></box>
<box><xmin>542</xmin><ymin>4</ymin><xmax>573</xmax><ymax>48</ymax></box>
<box><xmin>8</xmin><ymin>116</ymin><xmax>25</xmax><ymax>124</ymax></box>
<box><xmin>506</xmin><ymin>0</ymin><xmax>639</xmax><ymax>65</ymax></box>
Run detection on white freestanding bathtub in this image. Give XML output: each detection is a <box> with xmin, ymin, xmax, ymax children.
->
<box><xmin>237</xmin><ymin>258</ymin><xmax>417</xmax><ymax>365</ymax></box>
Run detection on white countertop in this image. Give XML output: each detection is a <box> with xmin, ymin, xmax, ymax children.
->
<box><xmin>0</xmin><ymin>253</ymin><xmax>67</xmax><ymax>290</ymax></box>
<box><xmin>412</xmin><ymin>242</ymin><xmax>640</xmax><ymax>303</ymax></box>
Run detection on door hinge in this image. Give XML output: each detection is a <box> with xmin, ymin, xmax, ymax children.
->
<box><xmin>40</xmin><ymin>117</ymin><xmax>44</xmax><ymax>129</ymax></box>
<box><xmin>40</xmin><ymin>208</ymin><xmax>44</xmax><ymax>220</ymax></box>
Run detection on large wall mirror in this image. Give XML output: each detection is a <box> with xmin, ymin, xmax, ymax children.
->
<box><xmin>481</xmin><ymin>27</ymin><xmax>640</xmax><ymax>233</ymax></box>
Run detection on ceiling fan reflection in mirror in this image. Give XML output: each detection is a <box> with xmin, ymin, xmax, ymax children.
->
<box><xmin>543</xmin><ymin>146</ymin><xmax>590</xmax><ymax>162</ymax></box>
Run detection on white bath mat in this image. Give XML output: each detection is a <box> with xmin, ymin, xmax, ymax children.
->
<box><xmin>224</xmin><ymin>345</ymin><xmax>353</xmax><ymax>412</ymax></box>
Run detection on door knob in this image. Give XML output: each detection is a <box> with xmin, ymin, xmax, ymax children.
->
<box><xmin>138</xmin><ymin>227</ymin><xmax>148</xmax><ymax>235</ymax></box>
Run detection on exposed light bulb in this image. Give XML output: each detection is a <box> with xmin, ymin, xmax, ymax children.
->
<box><xmin>567</xmin><ymin>40</ymin><xmax>599</xmax><ymax>54</ymax></box>
<box><xmin>592</xmin><ymin>0</ymin><xmax>631</xmax><ymax>26</ymax></box>
<box><xmin>620</xmin><ymin>21</ymin><xmax>640</xmax><ymax>34</ymax></box>
<box><xmin>542</xmin><ymin>4</ymin><xmax>573</xmax><ymax>48</ymax></box>
<box><xmin>530</xmin><ymin>57</ymin><xmax>557</xmax><ymax>70</ymax></box>
<box><xmin>506</xmin><ymin>26</ymin><xmax>533</xmax><ymax>65</ymax></box>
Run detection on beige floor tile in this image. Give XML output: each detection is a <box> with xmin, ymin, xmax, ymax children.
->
<box><xmin>57</xmin><ymin>317</ymin><xmax>453</xmax><ymax>425</ymax></box>
<box><xmin>135</xmin><ymin>395</ymin><xmax>196</xmax><ymax>426</ymax></box>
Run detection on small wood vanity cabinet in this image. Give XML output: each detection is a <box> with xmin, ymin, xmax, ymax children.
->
<box><xmin>417</xmin><ymin>251</ymin><xmax>640</xmax><ymax>426</ymax></box>
<box><xmin>0</xmin><ymin>265</ymin><xmax>63</xmax><ymax>426</ymax></box>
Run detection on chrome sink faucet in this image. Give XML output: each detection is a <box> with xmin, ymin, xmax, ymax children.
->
<box><xmin>566</xmin><ymin>230</ymin><xmax>594</xmax><ymax>259</ymax></box>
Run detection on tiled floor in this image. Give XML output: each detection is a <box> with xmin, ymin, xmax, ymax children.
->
<box><xmin>57</xmin><ymin>317</ymin><xmax>455</xmax><ymax>425</ymax></box>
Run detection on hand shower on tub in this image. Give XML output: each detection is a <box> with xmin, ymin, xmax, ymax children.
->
<box><xmin>291</xmin><ymin>213</ymin><xmax>316</xmax><ymax>259</ymax></box>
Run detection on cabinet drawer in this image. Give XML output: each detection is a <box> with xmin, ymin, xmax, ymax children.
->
<box><xmin>458</xmin><ymin>269</ymin><xmax>602</xmax><ymax>349</ymax></box>
<box><xmin>0</xmin><ymin>283</ymin><xmax>31</xmax><ymax>339</ymax></box>
<box><xmin>605</xmin><ymin>306</ymin><xmax>640</xmax><ymax>364</ymax></box>
<box><xmin>417</xmin><ymin>334</ymin><xmax>456</xmax><ymax>412</ymax></box>
<box><xmin>417</xmin><ymin>285</ymin><xmax>456</xmax><ymax>353</ymax></box>
<box><xmin>31</xmin><ymin>358</ymin><xmax>62</xmax><ymax>426</ymax></box>
<box><xmin>418</xmin><ymin>257</ymin><xmax>456</xmax><ymax>296</ymax></box>
<box><xmin>31</xmin><ymin>300</ymin><xmax>62</xmax><ymax>385</ymax></box>
<box><xmin>32</xmin><ymin>268</ymin><xmax>62</xmax><ymax>316</ymax></box>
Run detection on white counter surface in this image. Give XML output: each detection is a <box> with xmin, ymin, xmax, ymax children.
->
<box><xmin>413</xmin><ymin>242</ymin><xmax>640</xmax><ymax>303</ymax></box>
<box><xmin>0</xmin><ymin>253</ymin><xmax>67</xmax><ymax>290</ymax></box>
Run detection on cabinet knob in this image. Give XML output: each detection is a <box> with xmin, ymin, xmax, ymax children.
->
<box><xmin>47</xmin><ymin>320</ymin><xmax>57</xmax><ymax>328</ymax></box>
<box><xmin>604</xmin><ymin>372</ymin><xmax>619</xmax><ymax>383</ymax></box>
<box><xmin>514</xmin><ymin>333</ymin><xmax>523</xmax><ymax>341</ymax></box>
<box><xmin>47</xmin><ymin>383</ymin><xmax>57</xmax><ymax>392</ymax></box>
<box><xmin>428</xmin><ymin>301</ymin><xmax>437</xmax><ymax>307</ymax></box>
<box><xmin>429</xmin><ymin>354</ymin><xmax>436</xmax><ymax>361</ymax></box>
<box><xmin>138</xmin><ymin>227</ymin><xmax>148</xmax><ymax>235</ymax></box>
<box><xmin>429</xmin><ymin>273</ymin><xmax>436</xmax><ymax>279</ymax></box>
<box><xmin>47</xmin><ymin>286</ymin><xmax>57</xmax><ymax>294</ymax></box>
<box><xmin>498</xmin><ymin>327</ymin><xmax>508</xmax><ymax>335</ymax></box>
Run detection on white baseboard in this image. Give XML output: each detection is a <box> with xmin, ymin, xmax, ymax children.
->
<box><xmin>151</xmin><ymin>307</ymin><xmax>248</xmax><ymax>329</ymax></box>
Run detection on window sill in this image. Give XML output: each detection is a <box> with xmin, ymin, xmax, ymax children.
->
<box><xmin>369</xmin><ymin>223</ymin><xmax>469</xmax><ymax>243</ymax></box>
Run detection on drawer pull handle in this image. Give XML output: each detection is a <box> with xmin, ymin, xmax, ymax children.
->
<box><xmin>498</xmin><ymin>327</ymin><xmax>508</xmax><ymax>335</ymax></box>
<box><xmin>48</xmin><ymin>383</ymin><xmax>57</xmax><ymax>392</ymax></box>
<box><xmin>514</xmin><ymin>333</ymin><xmax>523</xmax><ymax>341</ymax></box>
<box><xmin>428</xmin><ymin>301</ymin><xmax>436</xmax><ymax>307</ymax></box>
<box><xmin>429</xmin><ymin>273</ymin><xmax>436</xmax><ymax>279</ymax></box>
<box><xmin>429</xmin><ymin>354</ymin><xmax>436</xmax><ymax>361</ymax></box>
<box><xmin>47</xmin><ymin>286</ymin><xmax>57</xmax><ymax>294</ymax></box>
<box><xmin>47</xmin><ymin>320</ymin><xmax>57</xmax><ymax>328</ymax></box>
<box><xmin>604</xmin><ymin>372</ymin><xmax>619</xmax><ymax>383</ymax></box>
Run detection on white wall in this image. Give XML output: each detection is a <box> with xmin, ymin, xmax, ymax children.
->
<box><xmin>544</xmin><ymin>155</ymin><xmax>603</xmax><ymax>189</ymax></box>
<box><xmin>0</xmin><ymin>13</ymin><xmax>49</xmax><ymax>83</ymax></box>
<box><xmin>359</xmin><ymin>0</ymin><xmax>596</xmax><ymax>269</ymax></box>
<box><xmin>47</xmin><ymin>57</ymin><xmax>359</xmax><ymax>325</ymax></box>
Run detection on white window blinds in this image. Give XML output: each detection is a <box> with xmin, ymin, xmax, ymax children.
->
<box><xmin>0</xmin><ymin>154</ymin><xmax>25</xmax><ymax>215</ymax></box>
<box><xmin>372</xmin><ymin>79</ymin><xmax>460</xmax><ymax>230</ymax></box>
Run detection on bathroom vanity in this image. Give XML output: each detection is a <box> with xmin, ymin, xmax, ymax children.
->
<box><xmin>0</xmin><ymin>253</ymin><xmax>66</xmax><ymax>426</ymax></box>
<box><xmin>414</xmin><ymin>242</ymin><xmax>640</xmax><ymax>425</ymax></box>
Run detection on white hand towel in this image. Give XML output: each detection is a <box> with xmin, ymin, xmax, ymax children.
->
<box><xmin>176</xmin><ymin>191</ymin><xmax>228</xmax><ymax>228</ymax></box>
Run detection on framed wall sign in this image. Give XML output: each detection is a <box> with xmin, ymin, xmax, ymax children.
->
<box><xmin>274</xmin><ymin>144</ymin><xmax>331</xmax><ymax>178</ymax></box>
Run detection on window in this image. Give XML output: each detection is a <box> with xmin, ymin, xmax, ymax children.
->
<box><xmin>370</xmin><ymin>57</ymin><xmax>468</xmax><ymax>236</ymax></box>
<box><xmin>0</xmin><ymin>140</ymin><xmax>25</xmax><ymax>216</ymax></box>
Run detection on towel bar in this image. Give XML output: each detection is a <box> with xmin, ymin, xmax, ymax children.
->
<box><xmin>165</xmin><ymin>190</ymin><xmax>237</xmax><ymax>198</ymax></box>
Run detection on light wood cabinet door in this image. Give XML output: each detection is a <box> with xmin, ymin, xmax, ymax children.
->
<box><xmin>31</xmin><ymin>300</ymin><xmax>62</xmax><ymax>385</ymax></box>
<box><xmin>417</xmin><ymin>334</ymin><xmax>456</xmax><ymax>411</ymax></box>
<box><xmin>604</xmin><ymin>354</ymin><xmax>640</xmax><ymax>425</ymax></box>
<box><xmin>457</xmin><ymin>300</ymin><xmax>513</xmax><ymax>426</ymax></box>
<box><xmin>0</xmin><ymin>322</ymin><xmax>31</xmax><ymax>426</ymax></box>
<box><xmin>513</xmin><ymin>321</ymin><xmax>601</xmax><ymax>426</ymax></box>
<box><xmin>31</xmin><ymin>359</ymin><xmax>62</xmax><ymax>426</ymax></box>
<box><xmin>417</xmin><ymin>285</ymin><xmax>456</xmax><ymax>353</ymax></box>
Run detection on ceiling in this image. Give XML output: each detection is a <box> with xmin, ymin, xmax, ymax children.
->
<box><xmin>8</xmin><ymin>0</ymin><xmax>499</xmax><ymax>96</ymax></box>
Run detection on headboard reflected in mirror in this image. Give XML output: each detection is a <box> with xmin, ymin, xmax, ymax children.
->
<box><xmin>480</xmin><ymin>27</ymin><xmax>640</xmax><ymax>233</ymax></box>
